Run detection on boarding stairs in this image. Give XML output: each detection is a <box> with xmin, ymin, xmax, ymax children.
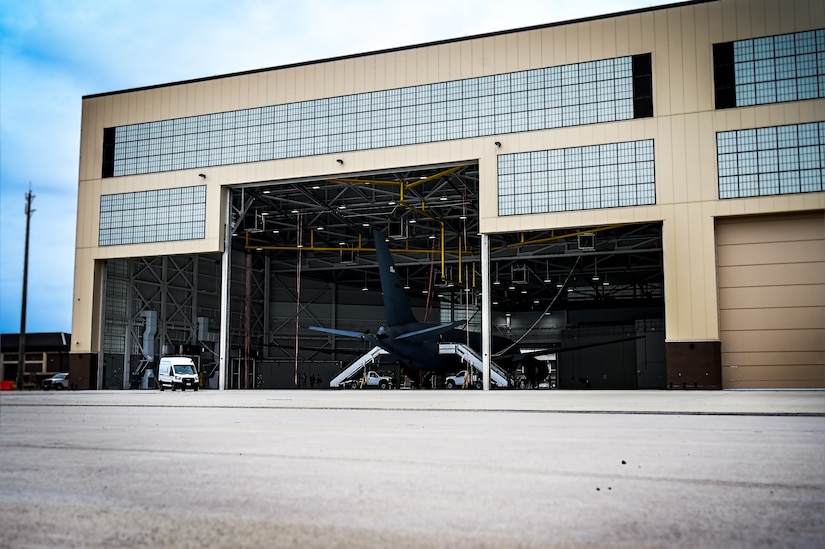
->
<box><xmin>438</xmin><ymin>343</ymin><xmax>509</xmax><ymax>388</ymax></box>
<box><xmin>329</xmin><ymin>347</ymin><xmax>388</xmax><ymax>388</ymax></box>
<box><xmin>329</xmin><ymin>343</ymin><xmax>509</xmax><ymax>388</ymax></box>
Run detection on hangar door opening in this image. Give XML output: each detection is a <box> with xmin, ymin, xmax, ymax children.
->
<box><xmin>230</xmin><ymin>162</ymin><xmax>665</xmax><ymax>390</ymax></box>
<box><xmin>717</xmin><ymin>212</ymin><xmax>825</xmax><ymax>388</ymax></box>
<box><xmin>98</xmin><ymin>254</ymin><xmax>223</xmax><ymax>390</ymax></box>
<box><xmin>489</xmin><ymin>224</ymin><xmax>665</xmax><ymax>390</ymax></box>
<box><xmin>229</xmin><ymin>163</ymin><xmax>483</xmax><ymax>389</ymax></box>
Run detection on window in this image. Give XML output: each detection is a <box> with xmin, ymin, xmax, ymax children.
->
<box><xmin>714</xmin><ymin>29</ymin><xmax>825</xmax><ymax>109</ymax></box>
<box><xmin>716</xmin><ymin>122</ymin><xmax>824</xmax><ymax>198</ymax></box>
<box><xmin>99</xmin><ymin>186</ymin><xmax>206</xmax><ymax>245</ymax></box>
<box><xmin>105</xmin><ymin>55</ymin><xmax>654</xmax><ymax>177</ymax></box>
<box><xmin>497</xmin><ymin>140</ymin><xmax>655</xmax><ymax>215</ymax></box>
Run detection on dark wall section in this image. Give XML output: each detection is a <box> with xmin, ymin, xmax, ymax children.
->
<box><xmin>68</xmin><ymin>353</ymin><xmax>98</xmax><ymax>390</ymax></box>
<box><xmin>557</xmin><ymin>320</ymin><xmax>666</xmax><ymax>389</ymax></box>
<box><xmin>632</xmin><ymin>53</ymin><xmax>654</xmax><ymax>118</ymax></box>
<box><xmin>712</xmin><ymin>42</ymin><xmax>736</xmax><ymax>109</ymax></box>
<box><xmin>666</xmin><ymin>341</ymin><xmax>722</xmax><ymax>389</ymax></box>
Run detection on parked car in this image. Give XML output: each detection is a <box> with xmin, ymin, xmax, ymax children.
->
<box><xmin>42</xmin><ymin>373</ymin><xmax>70</xmax><ymax>390</ymax></box>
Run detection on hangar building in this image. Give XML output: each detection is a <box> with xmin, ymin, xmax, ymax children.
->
<box><xmin>71</xmin><ymin>0</ymin><xmax>824</xmax><ymax>390</ymax></box>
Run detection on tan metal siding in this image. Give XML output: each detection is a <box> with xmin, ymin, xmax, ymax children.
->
<box><xmin>717</xmin><ymin>212</ymin><xmax>825</xmax><ymax>388</ymax></box>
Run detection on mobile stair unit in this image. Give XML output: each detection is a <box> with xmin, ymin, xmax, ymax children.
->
<box><xmin>329</xmin><ymin>347</ymin><xmax>388</xmax><ymax>388</ymax></box>
<box><xmin>329</xmin><ymin>343</ymin><xmax>509</xmax><ymax>388</ymax></box>
<box><xmin>439</xmin><ymin>343</ymin><xmax>509</xmax><ymax>388</ymax></box>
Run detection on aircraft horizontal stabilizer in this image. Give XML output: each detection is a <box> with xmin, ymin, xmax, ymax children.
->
<box><xmin>307</xmin><ymin>326</ymin><xmax>366</xmax><ymax>339</ymax></box>
<box><xmin>395</xmin><ymin>321</ymin><xmax>466</xmax><ymax>343</ymax></box>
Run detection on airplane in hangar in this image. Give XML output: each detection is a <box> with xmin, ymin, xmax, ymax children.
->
<box><xmin>307</xmin><ymin>230</ymin><xmax>647</xmax><ymax>387</ymax></box>
<box><xmin>308</xmin><ymin>230</ymin><xmax>557</xmax><ymax>386</ymax></box>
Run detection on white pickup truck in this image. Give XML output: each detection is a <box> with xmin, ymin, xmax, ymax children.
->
<box><xmin>340</xmin><ymin>371</ymin><xmax>393</xmax><ymax>389</ymax></box>
<box><xmin>445</xmin><ymin>370</ymin><xmax>483</xmax><ymax>389</ymax></box>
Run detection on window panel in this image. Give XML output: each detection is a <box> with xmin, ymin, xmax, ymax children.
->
<box><xmin>99</xmin><ymin>186</ymin><xmax>206</xmax><ymax>246</ymax></box>
<box><xmin>716</xmin><ymin>28</ymin><xmax>825</xmax><ymax>109</ymax></box>
<box><xmin>717</xmin><ymin>122</ymin><xmax>824</xmax><ymax>198</ymax></box>
<box><xmin>498</xmin><ymin>139</ymin><xmax>655</xmax><ymax>215</ymax></box>
<box><xmin>108</xmin><ymin>54</ymin><xmax>649</xmax><ymax>177</ymax></box>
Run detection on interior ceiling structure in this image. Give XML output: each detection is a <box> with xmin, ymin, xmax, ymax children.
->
<box><xmin>230</xmin><ymin>162</ymin><xmax>664</xmax><ymax>312</ymax></box>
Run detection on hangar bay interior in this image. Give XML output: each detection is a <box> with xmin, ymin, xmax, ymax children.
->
<box><xmin>100</xmin><ymin>161</ymin><xmax>665</xmax><ymax>390</ymax></box>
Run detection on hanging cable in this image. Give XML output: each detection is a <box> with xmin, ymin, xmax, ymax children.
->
<box><xmin>424</xmin><ymin>235</ymin><xmax>437</xmax><ymax>322</ymax></box>
<box><xmin>493</xmin><ymin>255</ymin><xmax>581</xmax><ymax>358</ymax></box>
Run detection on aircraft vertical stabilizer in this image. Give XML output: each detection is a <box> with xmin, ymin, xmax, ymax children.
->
<box><xmin>374</xmin><ymin>231</ymin><xmax>418</xmax><ymax>327</ymax></box>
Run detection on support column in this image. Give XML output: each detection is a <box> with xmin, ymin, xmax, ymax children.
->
<box><xmin>122</xmin><ymin>259</ymin><xmax>134</xmax><ymax>390</ymax></box>
<box><xmin>263</xmin><ymin>255</ymin><xmax>271</xmax><ymax>357</ymax></box>
<box><xmin>218</xmin><ymin>188</ymin><xmax>233</xmax><ymax>391</ymax></box>
<box><xmin>481</xmin><ymin>233</ymin><xmax>491</xmax><ymax>391</ymax></box>
<box><xmin>97</xmin><ymin>261</ymin><xmax>107</xmax><ymax>390</ymax></box>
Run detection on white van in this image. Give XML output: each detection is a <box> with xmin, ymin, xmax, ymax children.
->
<box><xmin>157</xmin><ymin>356</ymin><xmax>199</xmax><ymax>391</ymax></box>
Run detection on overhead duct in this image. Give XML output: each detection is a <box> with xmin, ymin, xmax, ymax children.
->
<box><xmin>140</xmin><ymin>311</ymin><xmax>157</xmax><ymax>361</ymax></box>
<box><xmin>198</xmin><ymin>316</ymin><xmax>218</xmax><ymax>342</ymax></box>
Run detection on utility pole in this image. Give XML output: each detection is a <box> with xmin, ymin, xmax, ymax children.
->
<box><xmin>17</xmin><ymin>188</ymin><xmax>35</xmax><ymax>390</ymax></box>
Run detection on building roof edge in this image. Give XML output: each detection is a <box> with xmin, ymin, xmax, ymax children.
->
<box><xmin>83</xmin><ymin>0</ymin><xmax>709</xmax><ymax>100</ymax></box>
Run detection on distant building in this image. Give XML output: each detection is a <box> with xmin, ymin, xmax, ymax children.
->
<box><xmin>1</xmin><ymin>333</ymin><xmax>73</xmax><ymax>388</ymax></box>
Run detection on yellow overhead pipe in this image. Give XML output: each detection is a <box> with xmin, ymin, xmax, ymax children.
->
<box><xmin>491</xmin><ymin>223</ymin><xmax>633</xmax><ymax>252</ymax></box>
<box><xmin>250</xmin><ymin>165</ymin><xmax>472</xmax><ymax>275</ymax></box>
<box><xmin>324</xmin><ymin>165</ymin><xmax>464</xmax><ymax>189</ymax></box>
<box><xmin>405</xmin><ymin>165</ymin><xmax>463</xmax><ymax>189</ymax></box>
<box><xmin>441</xmin><ymin>226</ymin><xmax>445</xmax><ymax>282</ymax></box>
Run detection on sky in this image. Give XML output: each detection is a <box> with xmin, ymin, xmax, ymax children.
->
<box><xmin>0</xmin><ymin>0</ymin><xmax>676</xmax><ymax>335</ymax></box>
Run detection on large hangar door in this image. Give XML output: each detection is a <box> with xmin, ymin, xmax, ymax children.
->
<box><xmin>716</xmin><ymin>212</ymin><xmax>825</xmax><ymax>388</ymax></box>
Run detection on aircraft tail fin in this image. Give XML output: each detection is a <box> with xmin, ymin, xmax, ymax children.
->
<box><xmin>374</xmin><ymin>230</ymin><xmax>418</xmax><ymax>327</ymax></box>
